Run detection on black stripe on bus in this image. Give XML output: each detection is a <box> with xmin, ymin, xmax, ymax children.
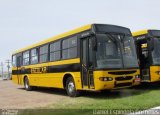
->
<box><xmin>47</xmin><ymin>63</ymin><xmax>80</xmax><ymax>73</ymax></box>
<box><xmin>12</xmin><ymin>63</ymin><xmax>80</xmax><ymax>75</ymax></box>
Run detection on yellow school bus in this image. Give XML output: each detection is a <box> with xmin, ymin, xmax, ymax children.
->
<box><xmin>132</xmin><ymin>30</ymin><xmax>160</xmax><ymax>82</ymax></box>
<box><xmin>12</xmin><ymin>24</ymin><xmax>140</xmax><ymax>97</ymax></box>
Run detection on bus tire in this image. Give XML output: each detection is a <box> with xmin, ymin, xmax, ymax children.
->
<box><xmin>24</xmin><ymin>77</ymin><xmax>32</xmax><ymax>91</ymax></box>
<box><xmin>66</xmin><ymin>77</ymin><xmax>80</xmax><ymax>97</ymax></box>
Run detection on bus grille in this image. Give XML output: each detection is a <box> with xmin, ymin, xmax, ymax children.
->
<box><xmin>108</xmin><ymin>71</ymin><xmax>136</xmax><ymax>75</ymax></box>
<box><xmin>115</xmin><ymin>82</ymin><xmax>132</xmax><ymax>88</ymax></box>
<box><xmin>115</xmin><ymin>76</ymin><xmax>133</xmax><ymax>81</ymax></box>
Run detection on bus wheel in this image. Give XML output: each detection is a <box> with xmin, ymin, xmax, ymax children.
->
<box><xmin>66</xmin><ymin>77</ymin><xmax>80</xmax><ymax>97</ymax></box>
<box><xmin>24</xmin><ymin>77</ymin><xmax>32</xmax><ymax>91</ymax></box>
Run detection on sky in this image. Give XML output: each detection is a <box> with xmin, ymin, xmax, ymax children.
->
<box><xmin>0</xmin><ymin>0</ymin><xmax>160</xmax><ymax>71</ymax></box>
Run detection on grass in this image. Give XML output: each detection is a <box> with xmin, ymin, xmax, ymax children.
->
<box><xmin>22</xmin><ymin>83</ymin><xmax>160</xmax><ymax>115</ymax></box>
<box><xmin>47</xmin><ymin>83</ymin><xmax>160</xmax><ymax>110</ymax></box>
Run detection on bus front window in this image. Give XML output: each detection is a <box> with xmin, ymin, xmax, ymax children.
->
<box><xmin>96</xmin><ymin>34</ymin><xmax>138</xmax><ymax>69</ymax></box>
<box><xmin>122</xmin><ymin>36</ymin><xmax>139</xmax><ymax>68</ymax></box>
<box><xmin>152</xmin><ymin>37</ymin><xmax>160</xmax><ymax>65</ymax></box>
<box><xmin>96</xmin><ymin>34</ymin><xmax>123</xmax><ymax>69</ymax></box>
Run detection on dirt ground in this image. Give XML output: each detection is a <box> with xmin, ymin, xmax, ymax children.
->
<box><xmin>0</xmin><ymin>80</ymin><xmax>69</xmax><ymax>109</ymax></box>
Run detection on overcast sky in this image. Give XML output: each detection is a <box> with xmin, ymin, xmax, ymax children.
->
<box><xmin>0</xmin><ymin>0</ymin><xmax>160</xmax><ymax>70</ymax></box>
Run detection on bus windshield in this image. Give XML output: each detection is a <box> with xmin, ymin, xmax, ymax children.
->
<box><xmin>96</xmin><ymin>34</ymin><xmax>138</xmax><ymax>69</ymax></box>
<box><xmin>122</xmin><ymin>35</ymin><xmax>139</xmax><ymax>68</ymax></box>
<box><xmin>152</xmin><ymin>37</ymin><xmax>160</xmax><ymax>65</ymax></box>
<box><xmin>96</xmin><ymin>34</ymin><xmax>122</xmax><ymax>69</ymax></box>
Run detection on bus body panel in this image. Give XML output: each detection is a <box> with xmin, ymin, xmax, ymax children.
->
<box><xmin>12</xmin><ymin>69</ymin><xmax>140</xmax><ymax>90</ymax></box>
<box><xmin>150</xmin><ymin>66</ymin><xmax>160</xmax><ymax>82</ymax></box>
<box><xmin>12</xmin><ymin>71</ymin><xmax>82</xmax><ymax>89</ymax></box>
<box><xmin>12</xmin><ymin>58</ymin><xmax>82</xmax><ymax>89</ymax></box>
<box><xmin>12</xmin><ymin>75</ymin><xmax>18</xmax><ymax>84</ymax></box>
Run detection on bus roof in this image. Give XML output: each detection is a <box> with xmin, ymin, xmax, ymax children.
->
<box><xmin>132</xmin><ymin>29</ymin><xmax>160</xmax><ymax>38</ymax></box>
<box><xmin>13</xmin><ymin>24</ymin><xmax>92</xmax><ymax>55</ymax></box>
<box><xmin>132</xmin><ymin>30</ymin><xmax>148</xmax><ymax>36</ymax></box>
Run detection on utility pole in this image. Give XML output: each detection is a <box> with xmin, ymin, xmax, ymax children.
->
<box><xmin>1</xmin><ymin>62</ymin><xmax>4</xmax><ymax>79</ymax></box>
<box><xmin>6</xmin><ymin>60</ymin><xmax>11</xmax><ymax>79</ymax></box>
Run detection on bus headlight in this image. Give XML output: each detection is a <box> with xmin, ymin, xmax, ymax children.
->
<box><xmin>156</xmin><ymin>71</ymin><xmax>160</xmax><ymax>75</ymax></box>
<box><xmin>135</xmin><ymin>75</ymin><xmax>140</xmax><ymax>78</ymax></box>
<box><xmin>99</xmin><ymin>77</ymin><xmax>113</xmax><ymax>81</ymax></box>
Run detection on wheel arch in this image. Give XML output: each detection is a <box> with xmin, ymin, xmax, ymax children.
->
<box><xmin>63</xmin><ymin>73</ymin><xmax>75</xmax><ymax>89</ymax></box>
<box><xmin>23</xmin><ymin>75</ymin><xmax>29</xmax><ymax>85</ymax></box>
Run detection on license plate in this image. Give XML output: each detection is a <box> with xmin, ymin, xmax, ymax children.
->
<box><xmin>135</xmin><ymin>78</ymin><xmax>141</xmax><ymax>82</ymax></box>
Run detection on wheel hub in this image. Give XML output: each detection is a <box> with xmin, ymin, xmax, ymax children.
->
<box><xmin>25</xmin><ymin>81</ymin><xmax>29</xmax><ymax>89</ymax></box>
<box><xmin>68</xmin><ymin>81</ymin><xmax>75</xmax><ymax>93</ymax></box>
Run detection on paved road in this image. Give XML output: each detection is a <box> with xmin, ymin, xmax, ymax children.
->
<box><xmin>0</xmin><ymin>80</ymin><xmax>69</xmax><ymax>109</ymax></box>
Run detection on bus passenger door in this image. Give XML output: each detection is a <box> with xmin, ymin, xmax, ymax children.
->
<box><xmin>80</xmin><ymin>37</ymin><xmax>94</xmax><ymax>89</ymax></box>
<box><xmin>17</xmin><ymin>54</ymin><xmax>22</xmax><ymax>84</ymax></box>
<box><xmin>137</xmin><ymin>41</ymin><xmax>150</xmax><ymax>81</ymax></box>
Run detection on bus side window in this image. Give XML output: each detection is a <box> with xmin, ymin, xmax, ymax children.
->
<box><xmin>23</xmin><ymin>51</ymin><xmax>30</xmax><ymax>66</ymax></box>
<box><xmin>39</xmin><ymin>44</ymin><xmax>48</xmax><ymax>63</ymax></box>
<box><xmin>50</xmin><ymin>41</ymin><xmax>61</xmax><ymax>61</ymax></box>
<box><xmin>31</xmin><ymin>48</ymin><xmax>39</xmax><ymax>64</ymax></box>
<box><xmin>16</xmin><ymin>55</ymin><xmax>22</xmax><ymax>67</ymax></box>
<box><xmin>62</xmin><ymin>36</ymin><xmax>77</xmax><ymax>59</ymax></box>
<box><xmin>12</xmin><ymin>55</ymin><xmax>17</xmax><ymax>67</ymax></box>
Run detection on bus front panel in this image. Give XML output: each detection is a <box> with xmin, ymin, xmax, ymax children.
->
<box><xmin>93</xmin><ymin>69</ymin><xmax>140</xmax><ymax>90</ymax></box>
